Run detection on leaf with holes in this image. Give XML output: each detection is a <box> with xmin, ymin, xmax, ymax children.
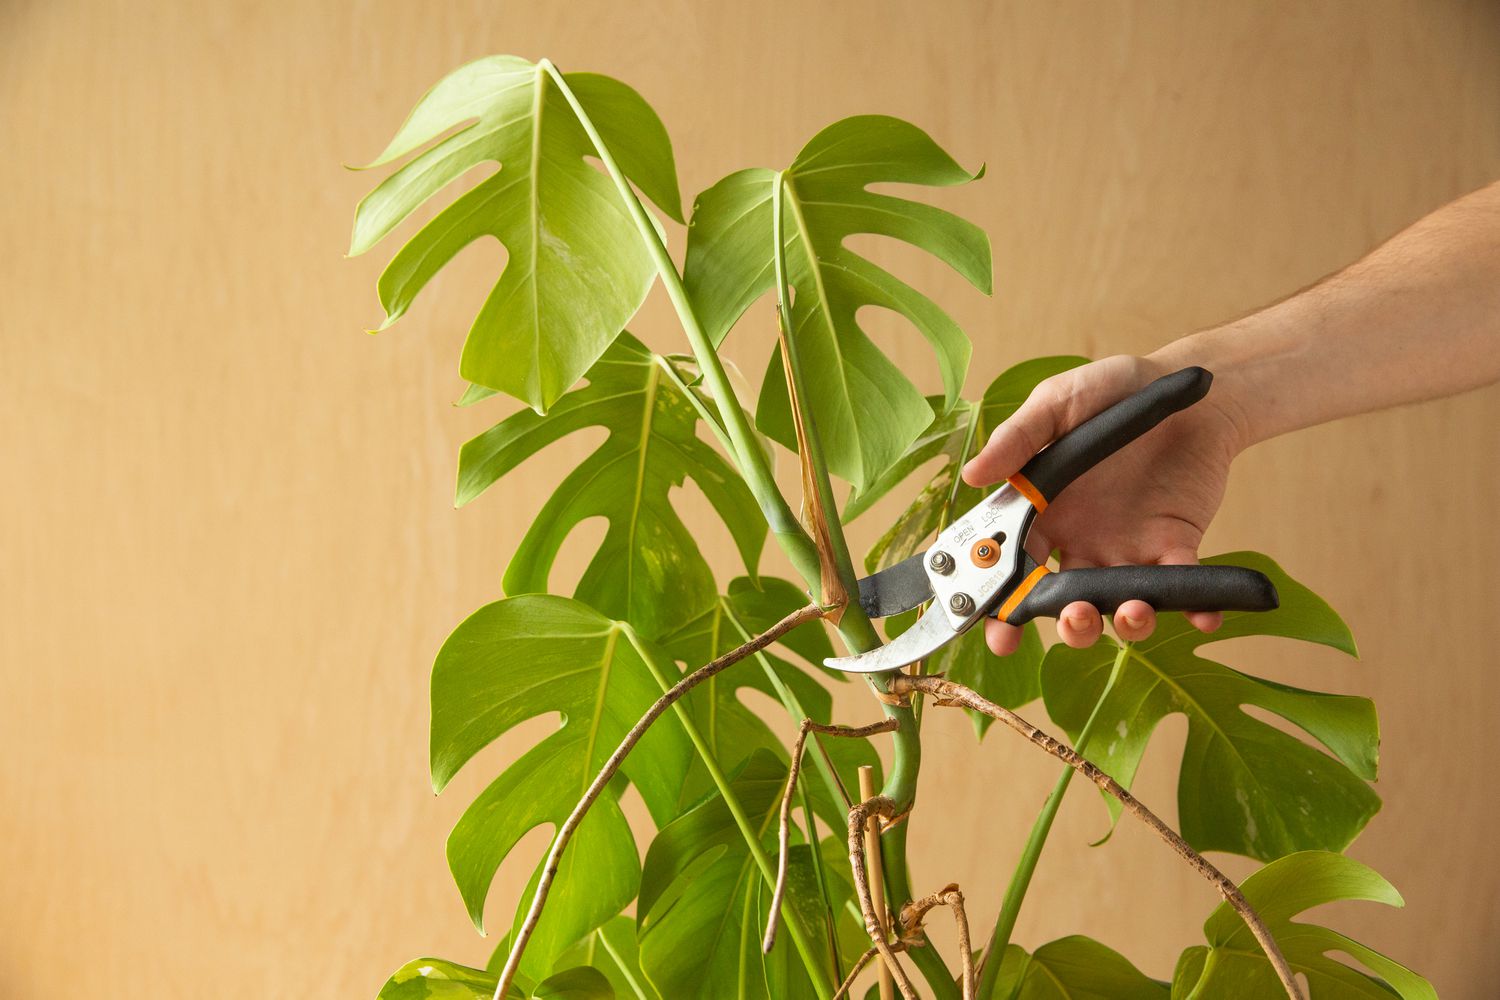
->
<box><xmin>379</xmin><ymin>957</ymin><xmax>613</xmax><ymax>1000</ymax></box>
<box><xmin>988</xmin><ymin>937</ymin><xmax>1167</xmax><ymax>999</ymax></box>
<box><xmin>351</xmin><ymin>55</ymin><xmax>681</xmax><ymax>410</ymax></box>
<box><xmin>658</xmin><ymin>576</ymin><xmax>880</xmax><ymax>826</ymax></box>
<box><xmin>852</xmin><ymin>359</ymin><xmax>1088</xmax><ymax>732</ymax></box>
<box><xmin>433</xmin><ymin>595</ymin><xmax>692</xmax><ymax>977</ymax></box>
<box><xmin>1171</xmin><ymin>852</ymin><xmax>1435</xmax><ymax>998</ymax></box>
<box><xmin>457</xmin><ymin>334</ymin><xmax>764</xmax><ymax>640</ymax></box>
<box><xmin>1042</xmin><ymin>552</ymin><xmax>1379</xmax><ymax>861</ymax></box>
<box><xmin>684</xmin><ymin>115</ymin><xmax>990</xmax><ymax>490</ymax></box>
<box><xmin>636</xmin><ymin>751</ymin><xmax>853</xmax><ymax>1000</ymax></box>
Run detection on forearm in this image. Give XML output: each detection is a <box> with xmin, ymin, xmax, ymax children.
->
<box><xmin>1154</xmin><ymin>180</ymin><xmax>1500</xmax><ymax>448</ymax></box>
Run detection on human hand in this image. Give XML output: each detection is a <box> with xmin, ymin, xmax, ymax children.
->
<box><xmin>962</xmin><ymin>354</ymin><xmax>1250</xmax><ymax>654</ymax></box>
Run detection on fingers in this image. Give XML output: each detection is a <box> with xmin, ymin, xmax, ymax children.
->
<box><xmin>1113</xmin><ymin>599</ymin><xmax>1157</xmax><ymax>641</ymax></box>
<box><xmin>961</xmin><ymin>356</ymin><xmax>1147</xmax><ymax>488</ymax></box>
<box><xmin>984</xmin><ymin>618</ymin><xmax>1023</xmax><ymax>657</ymax></box>
<box><xmin>1057</xmin><ymin>600</ymin><xmax>1103</xmax><ymax>648</ymax></box>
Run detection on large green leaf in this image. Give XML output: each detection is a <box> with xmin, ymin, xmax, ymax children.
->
<box><xmin>658</xmin><ymin>577</ymin><xmax>880</xmax><ymax>826</ymax></box>
<box><xmin>1171</xmin><ymin>852</ymin><xmax>1435</xmax><ymax>998</ymax></box>
<box><xmin>458</xmin><ymin>335</ymin><xmax>764</xmax><ymax>639</ymax></box>
<box><xmin>553</xmin><ymin>917</ymin><xmax>663</xmax><ymax>1000</ymax></box>
<box><xmin>1043</xmin><ymin>553</ymin><xmax>1379</xmax><ymax>861</ymax></box>
<box><xmin>987</xmin><ymin>937</ymin><xmax>1167</xmax><ymax>1000</ymax></box>
<box><xmin>379</xmin><ymin>957</ymin><xmax>613</xmax><ymax>1000</ymax></box>
<box><xmin>352</xmin><ymin>55</ymin><xmax>682</xmax><ymax>410</ymax></box>
<box><xmin>432</xmin><ymin>596</ymin><xmax>692</xmax><ymax>976</ymax></box>
<box><xmin>852</xmin><ymin>359</ymin><xmax>1088</xmax><ymax>734</ymax></box>
<box><xmin>684</xmin><ymin>115</ymin><xmax>990</xmax><ymax>490</ymax></box>
<box><xmin>637</xmin><ymin>751</ymin><xmax>848</xmax><ymax>1000</ymax></box>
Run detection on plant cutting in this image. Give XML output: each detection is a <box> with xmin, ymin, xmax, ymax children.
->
<box><xmin>352</xmin><ymin>54</ymin><xmax>1437</xmax><ymax>999</ymax></box>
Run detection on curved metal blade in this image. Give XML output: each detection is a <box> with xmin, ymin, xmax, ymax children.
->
<box><xmin>855</xmin><ymin>551</ymin><xmax>933</xmax><ymax>619</ymax></box>
<box><xmin>822</xmin><ymin>609</ymin><xmax>961</xmax><ymax>674</ymax></box>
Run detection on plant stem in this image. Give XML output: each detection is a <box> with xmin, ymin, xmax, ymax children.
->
<box><xmin>629</xmin><ymin>628</ymin><xmax>837</xmax><ymax>999</ymax></box>
<box><xmin>773</xmin><ymin>172</ymin><xmax>944</xmax><ymax>998</ymax></box>
<box><xmin>897</xmin><ymin>673</ymin><xmax>1302</xmax><ymax>1000</ymax></box>
<box><xmin>974</xmin><ymin>643</ymin><xmax>1128</xmax><ymax>998</ymax></box>
<box><xmin>541</xmin><ymin>60</ymin><xmax>819</xmax><ymax>586</ymax></box>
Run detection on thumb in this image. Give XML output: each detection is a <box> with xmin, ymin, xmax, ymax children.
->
<box><xmin>962</xmin><ymin>358</ymin><xmax>1143</xmax><ymax>487</ymax></box>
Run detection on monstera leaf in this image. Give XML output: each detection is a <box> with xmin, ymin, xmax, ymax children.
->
<box><xmin>351</xmin><ymin>55</ymin><xmax>682</xmax><ymax>410</ymax></box>
<box><xmin>684</xmin><ymin>115</ymin><xmax>991</xmax><ymax>490</ymax></box>
<box><xmin>637</xmin><ymin>751</ymin><xmax>853</xmax><ymax>1000</ymax></box>
<box><xmin>432</xmin><ymin>596</ymin><xmax>692</xmax><ymax>976</ymax></box>
<box><xmin>988</xmin><ymin>937</ymin><xmax>1167</xmax><ymax>999</ymax></box>
<box><xmin>1172</xmin><ymin>852</ymin><xmax>1435</xmax><ymax>998</ymax></box>
<box><xmin>1043</xmin><ymin>553</ymin><xmax>1379</xmax><ymax>861</ymax></box>
<box><xmin>457</xmin><ymin>335</ymin><xmax>764</xmax><ymax>639</ymax></box>
<box><xmin>552</xmin><ymin>917</ymin><xmax>662</xmax><ymax>1000</ymax></box>
<box><xmin>379</xmin><ymin>958</ymin><xmax>613</xmax><ymax>1000</ymax></box>
<box><xmin>851</xmin><ymin>358</ymin><xmax>1088</xmax><ymax>734</ymax></box>
<box><xmin>659</xmin><ymin>577</ymin><xmax>880</xmax><ymax>825</ymax></box>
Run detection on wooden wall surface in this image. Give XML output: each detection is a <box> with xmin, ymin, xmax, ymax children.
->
<box><xmin>4</xmin><ymin>1</ymin><xmax>1498</xmax><ymax>996</ymax></box>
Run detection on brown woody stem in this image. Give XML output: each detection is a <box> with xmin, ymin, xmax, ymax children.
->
<box><xmin>892</xmin><ymin>674</ymin><xmax>1304</xmax><ymax>1000</ymax></box>
<box><xmin>492</xmin><ymin>603</ymin><xmax>828</xmax><ymax>1000</ymax></box>
<box><xmin>764</xmin><ymin>718</ymin><xmax>901</xmax><ymax>953</ymax></box>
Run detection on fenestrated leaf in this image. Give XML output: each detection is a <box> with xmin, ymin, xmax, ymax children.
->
<box><xmin>379</xmin><ymin>957</ymin><xmax>613</xmax><ymax>1000</ymax></box>
<box><xmin>352</xmin><ymin>55</ymin><xmax>682</xmax><ymax>410</ymax></box>
<box><xmin>853</xmin><ymin>359</ymin><xmax>1088</xmax><ymax>733</ymax></box>
<box><xmin>987</xmin><ymin>937</ymin><xmax>1167</xmax><ymax>999</ymax></box>
<box><xmin>1043</xmin><ymin>553</ymin><xmax>1379</xmax><ymax>861</ymax></box>
<box><xmin>432</xmin><ymin>595</ymin><xmax>692</xmax><ymax>975</ymax></box>
<box><xmin>1171</xmin><ymin>852</ymin><xmax>1435</xmax><ymax>998</ymax></box>
<box><xmin>684</xmin><ymin>115</ymin><xmax>991</xmax><ymax>490</ymax></box>
<box><xmin>846</xmin><ymin>356</ymin><xmax>1089</xmax><ymax>529</ymax></box>
<box><xmin>637</xmin><ymin>752</ymin><xmax>841</xmax><ymax>1000</ymax></box>
<box><xmin>458</xmin><ymin>335</ymin><xmax>765</xmax><ymax>640</ymax></box>
<box><xmin>554</xmin><ymin>916</ymin><xmax>663</xmax><ymax>1000</ymax></box>
<box><xmin>657</xmin><ymin>577</ymin><xmax>880</xmax><ymax>828</ymax></box>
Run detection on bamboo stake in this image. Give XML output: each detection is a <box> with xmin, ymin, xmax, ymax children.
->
<box><xmin>859</xmin><ymin>766</ymin><xmax>896</xmax><ymax>1000</ymax></box>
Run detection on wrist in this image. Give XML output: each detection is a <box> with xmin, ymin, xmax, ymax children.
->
<box><xmin>1146</xmin><ymin>313</ymin><xmax>1294</xmax><ymax>454</ymax></box>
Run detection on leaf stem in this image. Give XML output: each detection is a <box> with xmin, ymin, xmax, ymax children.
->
<box><xmin>540</xmin><ymin>60</ymin><xmax>819</xmax><ymax>586</ymax></box>
<box><xmin>628</xmin><ymin>627</ymin><xmax>837</xmax><ymax>999</ymax></box>
<box><xmin>773</xmin><ymin>172</ymin><xmax>944</xmax><ymax>998</ymax></box>
<box><xmin>974</xmin><ymin>642</ymin><xmax>1128</xmax><ymax>998</ymax></box>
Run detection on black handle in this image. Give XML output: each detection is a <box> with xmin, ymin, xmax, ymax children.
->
<box><xmin>998</xmin><ymin>564</ymin><xmax>1279</xmax><ymax>625</ymax></box>
<box><xmin>1015</xmin><ymin>367</ymin><xmax>1212</xmax><ymax>505</ymax></box>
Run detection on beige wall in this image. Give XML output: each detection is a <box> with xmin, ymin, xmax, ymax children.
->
<box><xmin>5</xmin><ymin>1</ymin><xmax>1499</xmax><ymax>996</ymax></box>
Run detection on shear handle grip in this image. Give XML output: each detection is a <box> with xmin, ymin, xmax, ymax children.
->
<box><xmin>998</xmin><ymin>564</ymin><xmax>1278</xmax><ymax>626</ymax></box>
<box><xmin>1016</xmin><ymin>366</ymin><xmax>1212</xmax><ymax>505</ymax></box>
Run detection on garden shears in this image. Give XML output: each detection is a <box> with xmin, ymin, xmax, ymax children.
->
<box><xmin>826</xmin><ymin>367</ymin><xmax>1280</xmax><ymax>673</ymax></box>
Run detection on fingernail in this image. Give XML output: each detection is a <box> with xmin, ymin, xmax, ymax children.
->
<box><xmin>1065</xmin><ymin>615</ymin><xmax>1089</xmax><ymax>632</ymax></box>
<box><xmin>1121</xmin><ymin>614</ymin><xmax>1144</xmax><ymax>630</ymax></box>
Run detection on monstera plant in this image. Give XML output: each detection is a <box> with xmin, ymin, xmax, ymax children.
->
<box><xmin>352</xmin><ymin>55</ymin><xmax>1435</xmax><ymax>999</ymax></box>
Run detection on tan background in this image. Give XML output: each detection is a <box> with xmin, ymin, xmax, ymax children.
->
<box><xmin>5</xmin><ymin>0</ymin><xmax>1499</xmax><ymax>996</ymax></box>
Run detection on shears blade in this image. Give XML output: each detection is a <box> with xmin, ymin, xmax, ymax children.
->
<box><xmin>822</xmin><ymin>605</ymin><xmax>960</xmax><ymax>674</ymax></box>
<box><xmin>854</xmin><ymin>551</ymin><xmax>934</xmax><ymax>619</ymax></box>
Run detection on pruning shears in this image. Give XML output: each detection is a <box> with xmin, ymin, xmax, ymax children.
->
<box><xmin>826</xmin><ymin>367</ymin><xmax>1280</xmax><ymax>673</ymax></box>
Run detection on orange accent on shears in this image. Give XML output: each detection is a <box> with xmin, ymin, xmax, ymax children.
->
<box><xmin>997</xmin><ymin>565</ymin><xmax>1051</xmax><ymax>622</ymax></box>
<box><xmin>1007</xmin><ymin>473</ymin><xmax>1048</xmax><ymax>512</ymax></box>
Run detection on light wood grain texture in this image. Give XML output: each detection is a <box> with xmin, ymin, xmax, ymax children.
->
<box><xmin>4</xmin><ymin>1</ymin><xmax>1498</xmax><ymax>996</ymax></box>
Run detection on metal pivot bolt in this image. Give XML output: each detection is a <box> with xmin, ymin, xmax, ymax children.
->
<box><xmin>928</xmin><ymin>550</ymin><xmax>955</xmax><ymax>575</ymax></box>
<box><xmin>949</xmin><ymin>592</ymin><xmax>975</xmax><ymax>616</ymax></box>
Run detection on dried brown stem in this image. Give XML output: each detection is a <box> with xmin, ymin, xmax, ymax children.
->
<box><xmin>492</xmin><ymin>603</ymin><xmax>828</xmax><ymax>1000</ymax></box>
<box><xmin>900</xmin><ymin>885</ymin><xmax>974</xmax><ymax>1000</ymax></box>
<box><xmin>763</xmin><ymin>718</ymin><xmax>901</xmax><ymax>953</ymax></box>
<box><xmin>893</xmin><ymin>674</ymin><xmax>1305</xmax><ymax>1000</ymax></box>
<box><xmin>832</xmin><ymin>944</ymin><xmax>897</xmax><ymax>1000</ymax></box>
<box><xmin>847</xmin><ymin>795</ymin><xmax>922</xmax><ymax>1000</ymax></box>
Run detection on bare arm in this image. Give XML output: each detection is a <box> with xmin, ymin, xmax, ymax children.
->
<box><xmin>1157</xmin><ymin>179</ymin><xmax>1500</xmax><ymax>446</ymax></box>
<box><xmin>964</xmin><ymin>180</ymin><xmax>1500</xmax><ymax>653</ymax></box>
